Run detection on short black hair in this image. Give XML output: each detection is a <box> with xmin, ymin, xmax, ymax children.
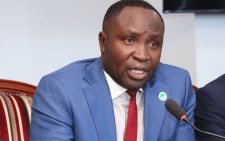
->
<box><xmin>102</xmin><ymin>0</ymin><xmax>164</xmax><ymax>33</ymax></box>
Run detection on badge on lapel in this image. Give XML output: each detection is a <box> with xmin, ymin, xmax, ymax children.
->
<box><xmin>158</xmin><ymin>92</ymin><xmax>167</xmax><ymax>101</ymax></box>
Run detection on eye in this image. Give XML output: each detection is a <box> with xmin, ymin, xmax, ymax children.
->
<box><xmin>149</xmin><ymin>42</ymin><xmax>158</xmax><ymax>48</ymax></box>
<box><xmin>125</xmin><ymin>38</ymin><xmax>135</xmax><ymax>45</ymax></box>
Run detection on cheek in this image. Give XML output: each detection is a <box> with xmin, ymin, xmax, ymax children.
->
<box><xmin>105</xmin><ymin>48</ymin><xmax>124</xmax><ymax>74</ymax></box>
<box><xmin>150</xmin><ymin>50</ymin><xmax>162</xmax><ymax>67</ymax></box>
<box><xmin>150</xmin><ymin>48</ymin><xmax>162</xmax><ymax>60</ymax></box>
<box><xmin>111</xmin><ymin>44</ymin><xmax>129</xmax><ymax>65</ymax></box>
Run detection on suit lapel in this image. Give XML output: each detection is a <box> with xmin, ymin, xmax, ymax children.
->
<box><xmin>143</xmin><ymin>70</ymin><xmax>171</xmax><ymax>141</ymax></box>
<box><xmin>83</xmin><ymin>58</ymin><xmax>117</xmax><ymax>141</ymax></box>
<box><xmin>82</xmin><ymin>59</ymin><xmax>170</xmax><ymax>141</ymax></box>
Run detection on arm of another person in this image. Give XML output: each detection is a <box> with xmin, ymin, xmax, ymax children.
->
<box><xmin>30</xmin><ymin>75</ymin><xmax>74</xmax><ymax>141</ymax></box>
<box><xmin>195</xmin><ymin>77</ymin><xmax>225</xmax><ymax>141</ymax></box>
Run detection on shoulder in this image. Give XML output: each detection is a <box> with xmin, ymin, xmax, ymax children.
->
<box><xmin>50</xmin><ymin>58</ymin><xmax>97</xmax><ymax>76</ymax></box>
<box><xmin>199</xmin><ymin>74</ymin><xmax>225</xmax><ymax>93</ymax></box>
<box><xmin>38</xmin><ymin>58</ymin><xmax>99</xmax><ymax>89</ymax></box>
<box><xmin>46</xmin><ymin>58</ymin><xmax>97</xmax><ymax>80</ymax></box>
<box><xmin>157</xmin><ymin>62</ymin><xmax>188</xmax><ymax>75</ymax></box>
<box><xmin>195</xmin><ymin>74</ymin><xmax>225</xmax><ymax>120</ymax></box>
<box><xmin>155</xmin><ymin>62</ymin><xmax>190</xmax><ymax>84</ymax></box>
<box><xmin>196</xmin><ymin>74</ymin><xmax>225</xmax><ymax>102</ymax></box>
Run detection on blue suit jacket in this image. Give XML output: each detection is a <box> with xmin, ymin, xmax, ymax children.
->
<box><xmin>30</xmin><ymin>57</ymin><xmax>196</xmax><ymax>141</ymax></box>
<box><xmin>195</xmin><ymin>74</ymin><xmax>225</xmax><ymax>141</ymax></box>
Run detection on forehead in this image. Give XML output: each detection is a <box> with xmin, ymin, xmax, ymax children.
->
<box><xmin>113</xmin><ymin>6</ymin><xmax>164</xmax><ymax>35</ymax></box>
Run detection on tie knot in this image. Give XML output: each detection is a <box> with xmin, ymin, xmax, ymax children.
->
<box><xmin>126</xmin><ymin>90</ymin><xmax>137</xmax><ymax>98</ymax></box>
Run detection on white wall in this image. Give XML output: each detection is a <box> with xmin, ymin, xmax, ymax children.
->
<box><xmin>161</xmin><ymin>14</ymin><xmax>196</xmax><ymax>85</ymax></box>
<box><xmin>195</xmin><ymin>14</ymin><xmax>225</xmax><ymax>87</ymax></box>
<box><xmin>0</xmin><ymin>0</ymin><xmax>197</xmax><ymax>86</ymax></box>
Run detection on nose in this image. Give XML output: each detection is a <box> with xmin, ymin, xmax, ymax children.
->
<box><xmin>132</xmin><ymin>43</ymin><xmax>150</xmax><ymax>62</ymax></box>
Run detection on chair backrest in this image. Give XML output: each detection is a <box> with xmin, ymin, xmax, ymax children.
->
<box><xmin>0</xmin><ymin>79</ymin><xmax>36</xmax><ymax>97</ymax></box>
<box><xmin>0</xmin><ymin>79</ymin><xmax>36</xmax><ymax>141</ymax></box>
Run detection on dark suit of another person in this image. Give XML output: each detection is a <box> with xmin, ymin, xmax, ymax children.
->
<box><xmin>195</xmin><ymin>74</ymin><xmax>225</xmax><ymax>140</ymax></box>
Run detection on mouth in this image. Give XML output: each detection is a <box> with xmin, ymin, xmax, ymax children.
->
<box><xmin>128</xmin><ymin>69</ymin><xmax>148</xmax><ymax>80</ymax></box>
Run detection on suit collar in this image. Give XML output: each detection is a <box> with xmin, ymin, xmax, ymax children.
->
<box><xmin>83</xmin><ymin>57</ymin><xmax>104</xmax><ymax>85</ymax></box>
<box><xmin>82</xmin><ymin>57</ymin><xmax>117</xmax><ymax>141</ymax></box>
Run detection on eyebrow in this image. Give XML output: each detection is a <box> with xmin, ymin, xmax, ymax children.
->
<box><xmin>127</xmin><ymin>30</ymin><xmax>140</xmax><ymax>36</ymax></box>
<box><xmin>127</xmin><ymin>30</ymin><xmax>163</xmax><ymax>39</ymax></box>
<box><xmin>151</xmin><ymin>34</ymin><xmax>163</xmax><ymax>39</ymax></box>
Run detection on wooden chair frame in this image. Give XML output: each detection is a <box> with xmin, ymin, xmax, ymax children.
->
<box><xmin>192</xmin><ymin>85</ymin><xmax>198</xmax><ymax>92</ymax></box>
<box><xmin>0</xmin><ymin>79</ymin><xmax>36</xmax><ymax>97</ymax></box>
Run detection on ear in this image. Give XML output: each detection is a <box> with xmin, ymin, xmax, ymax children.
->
<box><xmin>99</xmin><ymin>31</ymin><xmax>107</xmax><ymax>53</ymax></box>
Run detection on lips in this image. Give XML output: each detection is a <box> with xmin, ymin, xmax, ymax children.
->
<box><xmin>128</xmin><ymin>69</ymin><xmax>148</xmax><ymax>80</ymax></box>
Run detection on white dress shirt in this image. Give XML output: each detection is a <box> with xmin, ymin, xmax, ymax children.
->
<box><xmin>104</xmin><ymin>71</ymin><xmax>144</xmax><ymax>141</ymax></box>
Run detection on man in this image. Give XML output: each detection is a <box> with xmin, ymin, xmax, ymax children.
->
<box><xmin>195</xmin><ymin>74</ymin><xmax>225</xmax><ymax>141</ymax></box>
<box><xmin>30</xmin><ymin>0</ymin><xmax>196</xmax><ymax>140</ymax></box>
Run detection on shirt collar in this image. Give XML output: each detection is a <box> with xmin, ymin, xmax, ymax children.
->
<box><xmin>103</xmin><ymin>70</ymin><xmax>143</xmax><ymax>99</ymax></box>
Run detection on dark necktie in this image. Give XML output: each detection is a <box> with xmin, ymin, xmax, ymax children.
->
<box><xmin>124</xmin><ymin>90</ymin><xmax>138</xmax><ymax>141</ymax></box>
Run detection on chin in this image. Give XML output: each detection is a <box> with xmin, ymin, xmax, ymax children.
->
<box><xmin>124</xmin><ymin>81</ymin><xmax>147</xmax><ymax>90</ymax></box>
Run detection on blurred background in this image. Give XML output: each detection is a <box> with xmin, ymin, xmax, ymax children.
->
<box><xmin>1</xmin><ymin>0</ymin><xmax>225</xmax><ymax>87</ymax></box>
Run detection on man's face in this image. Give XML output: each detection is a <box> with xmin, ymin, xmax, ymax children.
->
<box><xmin>100</xmin><ymin>6</ymin><xmax>164</xmax><ymax>90</ymax></box>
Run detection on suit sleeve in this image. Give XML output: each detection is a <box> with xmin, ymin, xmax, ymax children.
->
<box><xmin>30</xmin><ymin>75</ymin><xmax>74</xmax><ymax>141</ymax></box>
<box><xmin>175</xmin><ymin>71</ymin><xmax>196</xmax><ymax>141</ymax></box>
<box><xmin>195</xmin><ymin>75</ymin><xmax>225</xmax><ymax>141</ymax></box>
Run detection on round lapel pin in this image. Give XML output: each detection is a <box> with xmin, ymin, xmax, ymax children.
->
<box><xmin>158</xmin><ymin>92</ymin><xmax>167</xmax><ymax>101</ymax></box>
